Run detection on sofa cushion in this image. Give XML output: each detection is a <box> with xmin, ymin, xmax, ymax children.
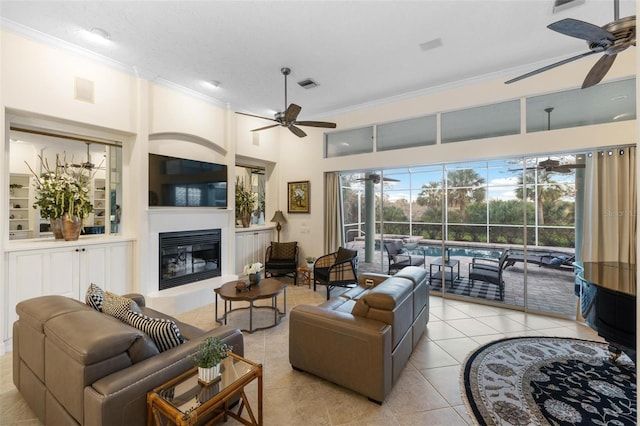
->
<box><xmin>125</xmin><ymin>311</ymin><xmax>184</xmax><ymax>352</ymax></box>
<box><xmin>85</xmin><ymin>283</ymin><xmax>105</xmax><ymax>311</ymax></box>
<box><xmin>362</xmin><ymin>277</ymin><xmax>412</xmax><ymax>311</ymax></box>
<box><xmin>271</xmin><ymin>241</ymin><xmax>297</xmax><ymax>259</ymax></box>
<box><xmin>102</xmin><ymin>292</ymin><xmax>141</xmax><ymax>322</ymax></box>
<box><xmin>351</xmin><ymin>298</ymin><xmax>370</xmax><ymax>316</ymax></box>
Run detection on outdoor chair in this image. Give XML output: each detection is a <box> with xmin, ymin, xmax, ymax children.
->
<box><xmin>264</xmin><ymin>241</ymin><xmax>299</xmax><ymax>285</ymax></box>
<box><xmin>384</xmin><ymin>240</ymin><xmax>424</xmax><ymax>274</ymax></box>
<box><xmin>313</xmin><ymin>247</ymin><xmax>358</xmax><ymax>300</ymax></box>
<box><xmin>468</xmin><ymin>249</ymin><xmax>510</xmax><ymax>301</ymax></box>
<box><xmin>504</xmin><ymin>250</ymin><xmax>575</xmax><ymax>271</ymax></box>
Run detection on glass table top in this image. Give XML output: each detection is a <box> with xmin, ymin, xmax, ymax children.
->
<box><xmin>157</xmin><ymin>354</ymin><xmax>255</xmax><ymax>415</ymax></box>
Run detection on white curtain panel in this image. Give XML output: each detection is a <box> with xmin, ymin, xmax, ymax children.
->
<box><xmin>581</xmin><ymin>147</ymin><xmax>636</xmax><ymax>263</ymax></box>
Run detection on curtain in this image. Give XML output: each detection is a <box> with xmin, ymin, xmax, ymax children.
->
<box><xmin>581</xmin><ymin>147</ymin><xmax>636</xmax><ymax>263</ymax></box>
<box><xmin>324</xmin><ymin>172</ymin><xmax>342</xmax><ymax>253</ymax></box>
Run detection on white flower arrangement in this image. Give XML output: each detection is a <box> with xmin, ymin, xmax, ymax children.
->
<box><xmin>243</xmin><ymin>262</ymin><xmax>263</xmax><ymax>275</ymax></box>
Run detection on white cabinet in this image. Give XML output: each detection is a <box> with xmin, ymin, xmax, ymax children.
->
<box><xmin>235</xmin><ymin>228</ymin><xmax>274</xmax><ymax>274</ymax></box>
<box><xmin>5</xmin><ymin>240</ymin><xmax>133</xmax><ymax>341</ymax></box>
<box><xmin>9</xmin><ymin>174</ymin><xmax>33</xmax><ymax>240</ymax></box>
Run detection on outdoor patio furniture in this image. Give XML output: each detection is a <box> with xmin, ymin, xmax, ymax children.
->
<box><xmin>468</xmin><ymin>250</ymin><xmax>510</xmax><ymax>301</ymax></box>
<box><xmin>384</xmin><ymin>241</ymin><xmax>425</xmax><ymax>273</ymax></box>
<box><xmin>504</xmin><ymin>250</ymin><xmax>575</xmax><ymax>271</ymax></box>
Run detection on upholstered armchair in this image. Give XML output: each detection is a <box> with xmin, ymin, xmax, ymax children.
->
<box><xmin>264</xmin><ymin>241</ymin><xmax>299</xmax><ymax>285</ymax></box>
<box><xmin>313</xmin><ymin>247</ymin><xmax>358</xmax><ymax>300</ymax></box>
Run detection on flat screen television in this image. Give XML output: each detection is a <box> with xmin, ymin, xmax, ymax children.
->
<box><xmin>148</xmin><ymin>153</ymin><xmax>228</xmax><ymax>208</ymax></box>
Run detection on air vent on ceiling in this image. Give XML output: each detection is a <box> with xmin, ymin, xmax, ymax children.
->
<box><xmin>552</xmin><ymin>0</ymin><xmax>585</xmax><ymax>14</ymax></box>
<box><xmin>419</xmin><ymin>37</ymin><xmax>443</xmax><ymax>51</ymax></box>
<box><xmin>298</xmin><ymin>79</ymin><xmax>318</xmax><ymax>89</ymax></box>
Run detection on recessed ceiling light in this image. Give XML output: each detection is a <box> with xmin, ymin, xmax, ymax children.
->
<box><xmin>202</xmin><ymin>80</ymin><xmax>221</xmax><ymax>89</ymax></box>
<box><xmin>82</xmin><ymin>27</ymin><xmax>111</xmax><ymax>45</ymax></box>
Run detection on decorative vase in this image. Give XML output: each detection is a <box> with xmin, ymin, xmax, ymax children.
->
<box><xmin>241</xmin><ymin>215</ymin><xmax>251</xmax><ymax>228</ymax></box>
<box><xmin>198</xmin><ymin>364</ymin><xmax>220</xmax><ymax>384</ymax></box>
<box><xmin>61</xmin><ymin>213</ymin><xmax>82</xmax><ymax>241</ymax></box>
<box><xmin>50</xmin><ymin>217</ymin><xmax>64</xmax><ymax>240</ymax></box>
<box><xmin>249</xmin><ymin>272</ymin><xmax>261</xmax><ymax>286</ymax></box>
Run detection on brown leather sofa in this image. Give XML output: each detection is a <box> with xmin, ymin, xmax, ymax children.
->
<box><xmin>12</xmin><ymin>294</ymin><xmax>243</xmax><ymax>426</ymax></box>
<box><xmin>289</xmin><ymin>266</ymin><xmax>428</xmax><ymax>403</ymax></box>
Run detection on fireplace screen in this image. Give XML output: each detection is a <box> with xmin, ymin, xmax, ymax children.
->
<box><xmin>159</xmin><ymin>229</ymin><xmax>221</xmax><ymax>290</ymax></box>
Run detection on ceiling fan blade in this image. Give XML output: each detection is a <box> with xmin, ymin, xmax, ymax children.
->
<box><xmin>582</xmin><ymin>53</ymin><xmax>617</xmax><ymax>89</ymax></box>
<box><xmin>295</xmin><ymin>121</ymin><xmax>337</xmax><ymax>129</ymax></box>
<box><xmin>548</xmin><ymin>18</ymin><xmax>614</xmax><ymax>42</ymax></box>
<box><xmin>284</xmin><ymin>104</ymin><xmax>302</xmax><ymax>123</ymax></box>
<box><xmin>235</xmin><ymin>111</ymin><xmax>278</xmax><ymax>122</ymax></box>
<box><xmin>251</xmin><ymin>124</ymin><xmax>280</xmax><ymax>132</ymax></box>
<box><xmin>288</xmin><ymin>125</ymin><xmax>307</xmax><ymax>138</ymax></box>
<box><xmin>505</xmin><ymin>50</ymin><xmax>600</xmax><ymax>84</ymax></box>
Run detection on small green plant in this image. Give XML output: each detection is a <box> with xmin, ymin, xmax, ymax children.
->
<box><xmin>190</xmin><ymin>337</ymin><xmax>232</xmax><ymax>368</ymax></box>
<box><xmin>305</xmin><ymin>256</ymin><xmax>316</xmax><ymax>264</ymax></box>
<box><xmin>9</xmin><ymin>183</ymin><xmax>23</xmax><ymax>189</ymax></box>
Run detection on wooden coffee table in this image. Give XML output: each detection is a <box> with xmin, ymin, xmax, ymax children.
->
<box><xmin>214</xmin><ymin>278</ymin><xmax>286</xmax><ymax>333</ymax></box>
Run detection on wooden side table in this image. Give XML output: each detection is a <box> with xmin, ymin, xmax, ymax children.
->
<box><xmin>296</xmin><ymin>266</ymin><xmax>312</xmax><ymax>288</ymax></box>
<box><xmin>147</xmin><ymin>351</ymin><xmax>263</xmax><ymax>425</ymax></box>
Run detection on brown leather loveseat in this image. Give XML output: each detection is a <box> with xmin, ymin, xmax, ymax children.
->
<box><xmin>289</xmin><ymin>266</ymin><xmax>428</xmax><ymax>403</ymax></box>
<box><xmin>13</xmin><ymin>293</ymin><xmax>243</xmax><ymax>425</ymax></box>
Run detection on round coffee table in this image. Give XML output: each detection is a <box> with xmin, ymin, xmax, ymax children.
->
<box><xmin>214</xmin><ymin>278</ymin><xmax>287</xmax><ymax>333</ymax></box>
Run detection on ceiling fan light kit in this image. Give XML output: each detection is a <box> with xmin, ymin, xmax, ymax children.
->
<box><xmin>505</xmin><ymin>0</ymin><xmax>635</xmax><ymax>89</ymax></box>
<box><xmin>235</xmin><ymin>67</ymin><xmax>336</xmax><ymax>138</ymax></box>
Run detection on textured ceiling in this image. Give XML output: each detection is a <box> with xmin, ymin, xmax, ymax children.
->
<box><xmin>0</xmin><ymin>1</ymin><xmax>636</xmax><ymax>120</ymax></box>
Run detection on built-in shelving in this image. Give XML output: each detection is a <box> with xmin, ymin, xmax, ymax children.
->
<box><xmin>9</xmin><ymin>174</ymin><xmax>32</xmax><ymax>240</ymax></box>
<box><xmin>92</xmin><ymin>178</ymin><xmax>106</xmax><ymax>229</ymax></box>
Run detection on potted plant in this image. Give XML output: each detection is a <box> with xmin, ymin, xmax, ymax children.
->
<box><xmin>190</xmin><ymin>337</ymin><xmax>232</xmax><ymax>384</ymax></box>
<box><xmin>305</xmin><ymin>256</ymin><xmax>316</xmax><ymax>269</ymax></box>
<box><xmin>26</xmin><ymin>154</ymin><xmax>95</xmax><ymax>240</ymax></box>
<box><xmin>235</xmin><ymin>177</ymin><xmax>255</xmax><ymax>228</ymax></box>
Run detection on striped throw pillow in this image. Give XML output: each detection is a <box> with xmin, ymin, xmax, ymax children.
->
<box><xmin>126</xmin><ymin>311</ymin><xmax>184</xmax><ymax>352</ymax></box>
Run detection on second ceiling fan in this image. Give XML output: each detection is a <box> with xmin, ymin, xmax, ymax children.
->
<box><xmin>505</xmin><ymin>0</ymin><xmax>635</xmax><ymax>89</ymax></box>
<box><xmin>236</xmin><ymin>67</ymin><xmax>336</xmax><ymax>138</ymax></box>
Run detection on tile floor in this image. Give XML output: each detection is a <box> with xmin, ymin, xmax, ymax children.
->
<box><xmin>0</xmin><ymin>281</ymin><xmax>601</xmax><ymax>425</ymax></box>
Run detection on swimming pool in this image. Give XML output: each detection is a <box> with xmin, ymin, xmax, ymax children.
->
<box><xmin>410</xmin><ymin>244</ymin><xmax>501</xmax><ymax>260</ymax></box>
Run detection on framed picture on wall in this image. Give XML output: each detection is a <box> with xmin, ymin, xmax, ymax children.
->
<box><xmin>288</xmin><ymin>181</ymin><xmax>310</xmax><ymax>213</ymax></box>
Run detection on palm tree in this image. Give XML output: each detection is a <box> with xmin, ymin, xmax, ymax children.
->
<box><xmin>446</xmin><ymin>169</ymin><xmax>485</xmax><ymax>220</ymax></box>
<box><xmin>514</xmin><ymin>171</ymin><xmax>566</xmax><ymax>225</ymax></box>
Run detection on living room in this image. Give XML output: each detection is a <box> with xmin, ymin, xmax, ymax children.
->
<box><xmin>1</xmin><ymin>1</ymin><xmax>638</xmax><ymax>424</ymax></box>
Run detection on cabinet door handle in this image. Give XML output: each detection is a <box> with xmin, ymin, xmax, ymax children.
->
<box><xmin>82</xmin><ymin>248</ymin><xmax>86</xmax><ymax>252</ymax></box>
<box><xmin>75</xmin><ymin>249</ymin><xmax>79</xmax><ymax>252</ymax></box>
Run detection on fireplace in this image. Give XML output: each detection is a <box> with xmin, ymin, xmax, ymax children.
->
<box><xmin>159</xmin><ymin>229</ymin><xmax>221</xmax><ymax>290</ymax></box>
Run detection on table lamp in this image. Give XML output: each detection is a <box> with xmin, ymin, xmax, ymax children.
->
<box><xmin>270</xmin><ymin>210</ymin><xmax>287</xmax><ymax>242</ymax></box>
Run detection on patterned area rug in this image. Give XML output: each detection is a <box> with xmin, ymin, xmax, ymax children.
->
<box><xmin>462</xmin><ymin>337</ymin><xmax>636</xmax><ymax>425</ymax></box>
<box><xmin>431</xmin><ymin>278</ymin><xmax>502</xmax><ymax>301</ymax></box>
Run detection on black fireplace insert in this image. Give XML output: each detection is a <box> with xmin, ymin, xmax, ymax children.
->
<box><xmin>159</xmin><ymin>229</ymin><xmax>221</xmax><ymax>290</ymax></box>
